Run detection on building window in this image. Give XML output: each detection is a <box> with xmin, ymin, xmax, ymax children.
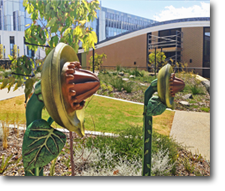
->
<box><xmin>158</xmin><ymin>28</ymin><xmax>181</xmax><ymax>48</ymax></box>
<box><xmin>0</xmin><ymin>9</ymin><xmax>2</xmax><ymax>30</ymax></box>
<box><xmin>27</xmin><ymin>46</ymin><xmax>34</xmax><ymax>58</ymax></box>
<box><xmin>203</xmin><ymin>27</ymin><xmax>210</xmax><ymax>78</ymax></box>
<box><xmin>13</xmin><ymin>11</ymin><xmax>17</xmax><ymax>31</ymax></box>
<box><xmin>10</xmin><ymin>36</ymin><xmax>15</xmax><ymax>56</ymax></box>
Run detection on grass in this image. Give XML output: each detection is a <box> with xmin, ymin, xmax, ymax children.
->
<box><xmin>0</xmin><ymin>94</ymin><xmax>175</xmax><ymax>136</ymax></box>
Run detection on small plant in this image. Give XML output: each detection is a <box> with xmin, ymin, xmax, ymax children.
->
<box><xmin>190</xmin><ymin>84</ymin><xmax>204</xmax><ymax>95</ymax></box>
<box><xmin>183</xmin><ymin>157</ymin><xmax>195</xmax><ymax>174</ymax></box>
<box><xmin>0</xmin><ymin>154</ymin><xmax>14</xmax><ymax>174</ymax></box>
<box><xmin>110</xmin><ymin>77</ymin><xmax>123</xmax><ymax>91</ymax></box>
<box><xmin>151</xmin><ymin>148</ymin><xmax>174</xmax><ymax>176</ymax></box>
<box><xmin>2</xmin><ymin>122</ymin><xmax>9</xmax><ymax>150</ymax></box>
<box><xmin>123</xmin><ymin>81</ymin><xmax>133</xmax><ymax>93</ymax></box>
<box><xmin>50</xmin><ymin>157</ymin><xmax>57</xmax><ymax>176</ymax></box>
<box><xmin>89</xmin><ymin>53</ymin><xmax>107</xmax><ymax>71</ymax></box>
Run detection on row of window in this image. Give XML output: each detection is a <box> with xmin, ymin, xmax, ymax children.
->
<box><xmin>0</xmin><ymin>35</ymin><xmax>34</xmax><ymax>58</ymax></box>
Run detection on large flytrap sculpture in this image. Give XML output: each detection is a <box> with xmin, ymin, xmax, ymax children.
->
<box><xmin>22</xmin><ymin>43</ymin><xmax>100</xmax><ymax>176</ymax></box>
<box><xmin>142</xmin><ymin>64</ymin><xmax>185</xmax><ymax>176</ymax></box>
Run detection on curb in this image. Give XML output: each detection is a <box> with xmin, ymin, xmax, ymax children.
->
<box><xmin>0</xmin><ymin>123</ymin><xmax>118</xmax><ymax>139</ymax></box>
<box><xmin>0</xmin><ymin>93</ymin><xmax>25</xmax><ymax>102</ymax></box>
<box><xmin>94</xmin><ymin>94</ymin><xmax>174</xmax><ymax>111</ymax></box>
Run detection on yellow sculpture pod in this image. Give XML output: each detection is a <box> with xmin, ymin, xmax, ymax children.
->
<box><xmin>41</xmin><ymin>43</ymin><xmax>85</xmax><ymax>137</ymax></box>
<box><xmin>157</xmin><ymin>64</ymin><xmax>185</xmax><ymax>108</ymax></box>
<box><xmin>157</xmin><ymin>64</ymin><xmax>174</xmax><ymax>108</ymax></box>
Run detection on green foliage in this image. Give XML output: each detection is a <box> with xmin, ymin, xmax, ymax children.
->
<box><xmin>13</xmin><ymin>44</ymin><xmax>18</xmax><ymax>59</ymax></box>
<box><xmin>200</xmin><ymin>107</ymin><xmax>210</xmax><ymax>112</ymax></box>
<box><xmin>84</xmin><ymin>126</ymin><xmax>179</xmax><ymax>170</ymax></box>
<box><xmin>190</xmin><ymin>84</ymin><xmax>205</xmax><ymax>95</ymax></box>
<box><xmin>89</xmin><ymin>53</ymin><xmax>107</xmax><ymax>71</ymax></box>
<box><xmin>0</xmin><ymin>44</ymin><xmax>3</xmax><ymax>59</ymax></box>
<box><xmin>24</xmin><ymin>0</ymin><xmax>100</xmax><ymax>54</ymax></box>
<box><xmin>123</xmin><ymin>81</ymin><xmax>133</xmax><ymax>93</ymax></box>
<box><xmin>110</xmin><ymin>77</ymin><xmax>123</xmax><ymax>91</ymax></box>
<box><xmin>0</xmin><ymin>55</ymin><xmax>41</xmax><ymax>97</ymax></box>
<box><xmin>129</xmin><ymin>67</ymin><xmax>144</xmax><ymax>77</ymax></box>
<box><xmin>1</xmin><ymin>0</ymin><xmax>100</xmax><ymax>101</ymax></box>
<box><xmin>0</xmin><ymin>154</ymin><xmax>15</xmax><ymax>174</ymax></box>
<box><xmin>148</xmin><ymin>51</ymin><xmax>166</xmax><ymax>70</ymax></box>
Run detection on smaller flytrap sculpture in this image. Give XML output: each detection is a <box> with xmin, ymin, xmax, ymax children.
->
<box><xmin>22</xmin><ymin>43</ymin><xmax>100</xmax><ymax>176</ymax></box>
<box><xmin>142</xmin><ymin>64</ymin><xmax>185</xmax><ymax>176</ymax></box>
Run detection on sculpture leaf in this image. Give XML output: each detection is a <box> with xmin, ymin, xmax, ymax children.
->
<box><xmin>146</xmin><ymin>96</ymin><xmax>166</xmax><ymax>116</ymax></box>
<box><xmin>22</xmin><ymin>119</ymin><xmax>66</xmax><ymax>171</ymax></box>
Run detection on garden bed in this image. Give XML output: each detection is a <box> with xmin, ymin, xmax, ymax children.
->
<box><xmin>96</xmin><ymin>69</ymin><xmax>210</xmax><ymax>113</ymax></box>
<box><xmin>0</xmin><ymin>127</ymin><xmax>210</xmax><ymax>176</ymax></box>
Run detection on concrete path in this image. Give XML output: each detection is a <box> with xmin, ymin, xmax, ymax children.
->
<box><xmin>170</xmin><ymin>110</ymin><xmax>210</xmax><ymax>161</ymax></box>
<box><xmin>0</xmin><ymin>85</ymin><xmax>25</xmax><ymax>101</ymax></box>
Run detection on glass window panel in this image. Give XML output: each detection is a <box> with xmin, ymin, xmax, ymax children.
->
<box><xmin>13</xmin><ymin>2</ymin><xmax>19</xmax><ymax>12</ymax></box>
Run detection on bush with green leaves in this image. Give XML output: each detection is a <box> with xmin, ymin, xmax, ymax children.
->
<box><xmin>110</xmin><ymin>77</ymin><xmax>123</xmax><ymax>91</ymax></box>
<box><xmin>89</xmin><ymin>53</ymin><xmax>107</xmax><ymax>71</ymax></box>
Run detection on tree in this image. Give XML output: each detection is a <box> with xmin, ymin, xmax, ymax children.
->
<box><xmin>89</xmin><ymin>53</ymin><xmax>107</xmax><ymax>71</ymax></box>
<box><xmin>0</xmin><ymin>44</ymin><xmax>3</xmax><ymax>59</ymax></box>
<box><xmin>0</xmin><ymin>0</ymin><xmax>100</xmax><ymax>102</ymax></box>
<box><xmin>148</xmin><ymin>51</ymin><xmax>166</xmax><ymax>71</ymax></box>
<box><xmin>24</xmin><ymin>0</ymin><xmax>99</xmax><ymax>55</ymax></box>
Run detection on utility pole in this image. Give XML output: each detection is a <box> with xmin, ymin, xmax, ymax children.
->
<box><xmin>92</xmin><ymin>46</ymin><xmax>95</xmax><ymax>73</ymax></box>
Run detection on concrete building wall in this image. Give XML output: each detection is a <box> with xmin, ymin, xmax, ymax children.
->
<box><xmin>0</xmin><ymin>30</ymin><xmax>25</xmax><ymax>58</ymax></box>
<box><xmin>181</xmin><ymin>27</ymin><xmax>203</xmax><ymax>69</ymax></box>
<box><xmin>86</xmin><ymin>34</ymin><xmax>147</xmax><ymax>69</ymax></box>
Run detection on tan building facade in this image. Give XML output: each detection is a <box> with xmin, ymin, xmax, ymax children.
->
<box><xmin>78</xmin><ymin>18</ymin><xmax>210</xmax><ymax>77</ymax></box>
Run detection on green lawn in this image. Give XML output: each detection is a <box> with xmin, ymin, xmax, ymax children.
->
<box><xmin>0</xmin><ymin>95</ymin><xmax>175</xmax><ymax>136</ymax></box>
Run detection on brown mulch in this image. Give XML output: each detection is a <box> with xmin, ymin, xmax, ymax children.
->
<box><xmin>0</xmin><ymin>127</ymin><xmax>210</xmax><ymax>176</ymax></box>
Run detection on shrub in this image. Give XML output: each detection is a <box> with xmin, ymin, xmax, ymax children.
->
<box><xmin>123</xmin><ymin>81</ymin><xmax>133</xmax><ymax>93</ymax></box>
<box><xmin>190</xmin><ymin>84</ymin><xmax>205</xmax><ymax>95</ymax></box>
<box><xmin>110</xmin><ymin>77</ymin><xmax>123</xmax><ymax>91</ymax></box>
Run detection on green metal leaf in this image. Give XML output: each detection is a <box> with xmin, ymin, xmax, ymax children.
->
<box><xmin>144</xmin><ymin>150</ymin><xmax>149</xmax><ymax>155</ymax></box>
<box><xmin>148</xmin><ymin>120</ymin><xmax>152</xmax><ymax>126</ymax></box>
<box><xmin>145</xmin><ymin>173</ymin><xmax>149</xmax><ymax>176</ymax></box>
<box><xmin>148</xmin><ymin>130</ymin><xmax>151</xmax><ymax>135</ymax></box>
<box><xmin>145</xmin><ymin>138</ymin><xmax>150</xmax><ymax>143</ymax></box>
<box><xmin>147</xmin><ymin>164</ymin><xmax>151</xmax><ymax>169</ymax></box>
<box><xmin>146</xmin><ymin>96</ymin><xmax>166</xmax><ymax>116</ymax></box>
<box><xmin>22</xmin><ymin>119</ymin><xmax>66</xmax><ymax>171</ymax></box>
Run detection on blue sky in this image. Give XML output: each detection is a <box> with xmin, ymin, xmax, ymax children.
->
<box><xmin>99</xmin><ymin>0</ymin><xmax>210</xmax><ymax>21</ymax></box>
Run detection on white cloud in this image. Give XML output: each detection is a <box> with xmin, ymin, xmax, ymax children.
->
<box><xmin>153</xmin><ymin>2</ymin><xmax>210</xmax><ymax>22</ymax></box>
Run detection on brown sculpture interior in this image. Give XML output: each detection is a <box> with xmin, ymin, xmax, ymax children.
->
<box><xmin>169</xmin><ymin>73</ymin><xmax>185</xmax><ymax>97</ymax></box>
<box><xmin>61</xmin><ymin>61</ymin><xmax>100</xmax><ymax>114</ymax></box>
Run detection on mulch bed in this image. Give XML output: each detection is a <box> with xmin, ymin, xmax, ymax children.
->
<box><xmin>0</xmin><ymin>127</ymin><xmax>210</xmax><ymax>176</ymax></box>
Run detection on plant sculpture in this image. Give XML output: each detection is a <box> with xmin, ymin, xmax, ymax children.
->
<box><xmin>142</xmin><ymin>64</ymin><xmax>185</xmax><ymax>176</ymax></box>
<box><xmin>22</xmin><ymin>43</ymin><xmax>100</xmax><ymax>176</ymax></box>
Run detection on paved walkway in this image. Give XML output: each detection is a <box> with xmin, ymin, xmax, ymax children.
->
<box><xmin>170</xmin><ymin>110</ymin><xmax>210</xmax><ymax>161</ymax></box>
<box><xmin>0</xmin><ymin>88</ymin><xmax>210</xmax><ymax>161</ymax></box>
<box><xmin>0</xmin><ymin>85</ymin><xmax>25</xmax><ymax>101</ymax></box>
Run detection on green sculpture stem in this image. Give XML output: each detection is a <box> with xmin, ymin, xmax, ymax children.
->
<box><xmin>35</xmin><ymin>167</ymin><xmax>39</xmax><ymax>176</ymax></box>
<box><xmin>24</xmin><ymin>80</ymin><xmax>51</xmax><ymax>176</ymax></box>
<box><xmin>142</xmin><ymin>79</ymin><xmax>157</xmax><ymax>176</ymax></box>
